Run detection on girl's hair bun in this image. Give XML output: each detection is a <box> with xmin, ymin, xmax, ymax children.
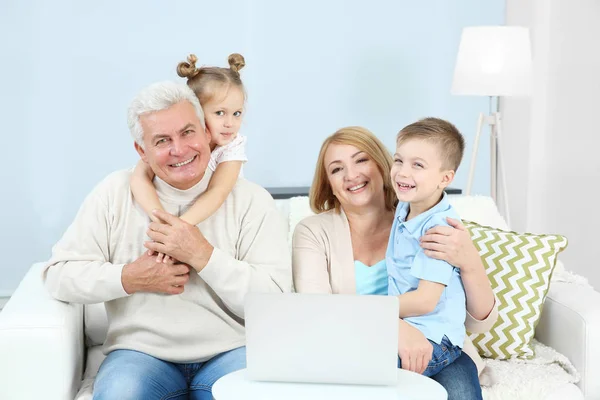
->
<box><xmin>228</xmin><ymin>53</ymin><xmax>245</xmax><ymax>73</ymax></box>
<box><xmin>177</xmin><ymin>54</ymin><xmax>200</xmax><ymax>79</ymax></box>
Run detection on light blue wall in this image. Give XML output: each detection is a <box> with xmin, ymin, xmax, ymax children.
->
<box><xmin>0</xmin><ymin>0</ymin><xmax>504</xmax><ymax>294</ymax></box>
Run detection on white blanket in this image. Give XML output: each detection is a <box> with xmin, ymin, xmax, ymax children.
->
<box><xmin>481</xmin><ymin>339</ymin><xmax>580</xmax><ymax>400</ymax></box>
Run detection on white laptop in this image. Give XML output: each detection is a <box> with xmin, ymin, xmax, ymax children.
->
<box><xmin>245</xmin><ymin>293</ymin><xmax>399</xmax><ymax>386</ymax></box>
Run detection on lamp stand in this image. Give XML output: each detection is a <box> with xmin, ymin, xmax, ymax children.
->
<box><xmin>465</xmin><ymin>97</ymin><xmax>511</xmax><ymax>226</ymax></box>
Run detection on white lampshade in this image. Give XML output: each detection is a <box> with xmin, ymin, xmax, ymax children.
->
<box><xmin>452</xmin><ymin>26</ymin><xmax>533</xmax><ymax>96</ymax></box>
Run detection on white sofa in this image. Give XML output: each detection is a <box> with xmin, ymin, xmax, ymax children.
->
<box><xmin>1</xmin><ymin>195</ymin><xmax>599</xmax><ymax>400</ymax></box>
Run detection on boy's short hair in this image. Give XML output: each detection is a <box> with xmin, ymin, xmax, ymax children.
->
<box><xmin>396</xmin><ymin>117</ymin><xmax>465</xmax><ymax>171</ymax></box>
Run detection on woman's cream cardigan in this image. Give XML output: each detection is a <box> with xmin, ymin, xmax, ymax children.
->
<box><xmin>292</xmin><ymin>208</ymin><xmax>498</xmax><ymax>375</ymax></box>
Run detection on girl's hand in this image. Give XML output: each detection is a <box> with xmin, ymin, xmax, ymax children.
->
<box><xmin>145</xmin><ymin>209</ymin><xmax>214</xmax><ymax>271</ymax></box>
<box><xmin>146</xmin><ymin>251</ymin><xmax>172</xmax><ymax>264</ymax></box>
<box><xmin>155</xmin><ymin>252</ymin><xmax>171</xmax><ymax>264</ymax></box>
<box><xmin>398</xmin><ymin>319</ymin><xmax>432</xmax><ymax>374</ymax></box>
<box><xmin>419</xmin><ymin>217</ymin><xmax>482</xmax><ymax>273</ymax></box>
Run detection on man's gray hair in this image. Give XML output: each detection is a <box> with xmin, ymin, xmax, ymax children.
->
<box><xmin>127</xmin><ymin>81</ymin><xmax>205</xmax><ymax>148</ymax></box>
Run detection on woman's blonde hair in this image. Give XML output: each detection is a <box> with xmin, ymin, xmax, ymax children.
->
<box><xmin>309</xmin><ymin>126</ymin><xmax>397</xmax><ymax>214</ymax></box>
<box><xmin>176</xmin><ymin>53</ymin><xmax>246</xmax><ymax>105</ymax></box>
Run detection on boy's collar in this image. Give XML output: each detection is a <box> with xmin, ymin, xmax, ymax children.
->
<box><xmin>396</xmin><ymin>192</ymin><xmax>449</xmax><ymax>235</ymax></box>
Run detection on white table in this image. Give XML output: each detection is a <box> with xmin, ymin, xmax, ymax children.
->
<box><xmin>213</xmin><ymin>368</ymin><xmax>447</xmax><ymax>400</ymax></box>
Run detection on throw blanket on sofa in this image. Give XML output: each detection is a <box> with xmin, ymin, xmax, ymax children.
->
<box><xmin>481</xmin><ymin>339</ymin><xmax>580</xmax><ymax>400</ymax></box>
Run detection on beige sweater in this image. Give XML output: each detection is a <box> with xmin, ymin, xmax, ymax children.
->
<box><xmin>43</xmin><ymin>168</ymin><xmax>292</xmax><ymax>363</ymax></box>
<box><xmin>292</xmin><ymin>209</ymin><xmax>498</xmax><ymax>375</ymax></box>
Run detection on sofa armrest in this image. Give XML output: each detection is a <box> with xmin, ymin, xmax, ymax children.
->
<box><xmin>535</xmin><ymin>282</ymin><xmax>600</xmax><ymax>400</ymax></box>
<box><xmin>0</xmin><ymin>262</ymin><xmax>85</xmax><ymax>400</ymax></box>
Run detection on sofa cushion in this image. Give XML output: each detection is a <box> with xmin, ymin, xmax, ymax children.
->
<box><xmin>286</xmin><ymin>195</ymin><xmax>510</xmax><ymax>239</ymax></box>
<box><xmin>85</xmin><ymin>303</ymin><xmax>108</xmax><ymax>346</ymax></box>
<box><xmin>75</xmin><ymin>345</ymin><xmax>105</xmax><ymax>400</ymax></box>
<box><xmin>448</xmin><ymin>195</ymin><xmax>509</xmax><ymax>230</ymax></box>
<box><xmin>464</xmin><ymin>220</ymin><xmax>568</xmax><ymax>359</ymax></box>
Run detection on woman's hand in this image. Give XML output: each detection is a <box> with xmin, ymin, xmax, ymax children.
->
<box><xmin>398</xmin><ymin>319</ymin><xmax>433</xmax><ymax>374</ymax></box>
<box><xmin>421</xmin><ymin>217</ymin><xmax>497</xmax><ymax>320</ymax></box>
<box><xmin>419</xmin><ymin>217</ymin><xmax>482</xmax><ymax>273</ymax></box>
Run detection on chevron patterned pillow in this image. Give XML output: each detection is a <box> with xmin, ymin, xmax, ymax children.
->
<box><xmin>463</xmin><ymin>220</ymin><xmax>568</xmax><ymax>359</ymax></box>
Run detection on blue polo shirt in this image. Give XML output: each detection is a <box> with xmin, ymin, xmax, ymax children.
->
<box><xmin>385</xmin><ymin>193</ymin><xmax>466</xmax><ymax>347</ymax></box>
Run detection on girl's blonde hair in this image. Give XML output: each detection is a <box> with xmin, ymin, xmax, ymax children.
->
<box><xmin>176</xmin><ymin>53</ymin><xmax>246</xmax><ymax>105</ymax></box>
<box><xmin>309</xmin><ymin>126</ymin><xmax>397</xmax><ymax>214</ymax></box>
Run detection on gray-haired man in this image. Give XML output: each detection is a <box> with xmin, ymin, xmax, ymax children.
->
<box><xmin>43</xmin><ymin>81</ymin><xmax>291</xmax><ymax>400</ymax></box>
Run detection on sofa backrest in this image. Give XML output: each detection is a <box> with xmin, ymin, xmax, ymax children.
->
<box><xmin>280</xmin><ymin>194</ymin><xmax>509</xmax><ymax>242</ymax></box>
<box><xmin>84</xmin><ymin>194</ymin><xmax>507</xmax><ymax>347</ymax></box>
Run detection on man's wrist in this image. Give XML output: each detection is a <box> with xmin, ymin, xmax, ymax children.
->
<box><xmin>121</xmin><ymin>263</ymin><xmax>139</xmax><ymax>294</ymax></box>
<box><xmin>191</xmin><ymin>242</ymin><xmax>215</xmax><ymax>273</ymax></box>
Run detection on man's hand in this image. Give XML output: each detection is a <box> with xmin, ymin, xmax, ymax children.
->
<box><xmin>144</xmin><ymin>209</ymin><xmax>214</xmax><ymax>273</ymax></box>
<box><xmin>121</xmin><ymin>251</ymin><xmax>191</xmax><ymax>295</ymax></box>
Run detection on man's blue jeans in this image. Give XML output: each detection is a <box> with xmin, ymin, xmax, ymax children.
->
<box><xmin>93</xmin><ymin>346</ymin><xmax>246</xmax><ymax>400</ymax></box>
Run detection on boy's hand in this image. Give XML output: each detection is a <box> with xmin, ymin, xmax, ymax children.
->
<box><xmin>398</xmin><ymin>319</ymin><xmax>433</xmax><ymax>375</ymax></box>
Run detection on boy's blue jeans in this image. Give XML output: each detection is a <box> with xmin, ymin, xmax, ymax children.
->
<box><xmin>398</xmin><ymin>336</ymin><xmax>462</xmax><ymax>377</ymax></box>
<box><xmin>93</xmin><ymin>346</ymin><xmax>246</xmax><ymax>400</ymax></box>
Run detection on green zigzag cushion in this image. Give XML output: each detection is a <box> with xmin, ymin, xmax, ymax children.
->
<box><xmin>463</xmin><ymin>220</ymin><xmax>568</xmax><ymax>359</ymax></box>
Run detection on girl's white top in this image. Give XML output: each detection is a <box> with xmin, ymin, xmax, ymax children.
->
<box><xmin>208</xmin><ymin>134</ymin><xmax>247</xmax><ymax>176</ymax></box>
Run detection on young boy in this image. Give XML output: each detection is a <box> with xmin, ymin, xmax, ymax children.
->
<box><xmin>386</xmin><ymin>117</ymin><xmax>467</xmax><ymax>377</ymax></box>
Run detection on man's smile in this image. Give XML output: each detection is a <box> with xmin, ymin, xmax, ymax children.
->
<box><xmin>169</xmin><ymin>155</ymin><xmax>197</xmax><ymax>168</ymax></box>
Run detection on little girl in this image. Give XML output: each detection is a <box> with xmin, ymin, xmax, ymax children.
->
<box><xmin>131</xmin><ymin>53</ymin><xmax>247</xmax><ymax>261</ymax></box>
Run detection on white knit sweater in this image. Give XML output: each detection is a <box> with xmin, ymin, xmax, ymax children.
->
<box><xmin>43</xmin><ymin>168</ymin><xmax>292</xmax><ymax>363</ymax></box>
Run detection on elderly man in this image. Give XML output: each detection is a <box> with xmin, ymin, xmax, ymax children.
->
<box><xmin>43</xmin><ymin>81</ymin><xmax>292</xmax><ymax>400</ymax></box>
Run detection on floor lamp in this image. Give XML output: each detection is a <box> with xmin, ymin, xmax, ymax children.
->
<box><xmin>451</xmin><ymin>26</ymin><xmax>532</xmax><ymax>227</ymax></box>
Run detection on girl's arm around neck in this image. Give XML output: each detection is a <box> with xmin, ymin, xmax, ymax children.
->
<box><xmin>180</xmin><ymin>161</ymin><xmax>242</xmax><ymax>225</ymax></box>
<box><xmin>130</xmin><ymin>159</ymin><xmax>163</xmax><ymax>222</ymax></box>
